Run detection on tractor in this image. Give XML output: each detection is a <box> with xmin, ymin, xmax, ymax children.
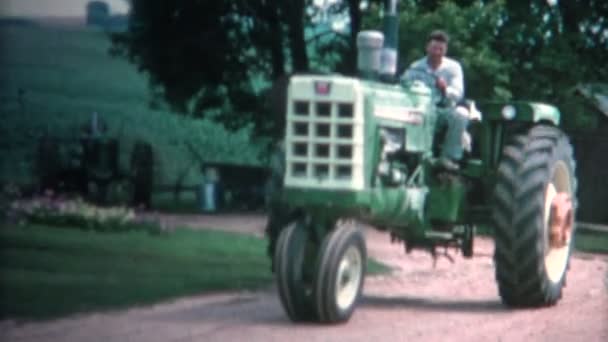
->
<box><xmin>267</xmin><ymin>0</ymin><xmax>577</xmax><ymax>324</ymax></box>
<box><xmin>36</xmin><ymin>113</ymin><xmax>154</xmax><ymax>207</ymax></box>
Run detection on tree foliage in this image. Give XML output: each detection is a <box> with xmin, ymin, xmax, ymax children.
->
<box><xmin>390</xmin><ymin>1</ymin><xmax>512</xmax><ymax>101</ymax></box>
<box><xmin>111</xmin><ymin>0</ymin><xmax>371</xmax><ymax>138</ymax></box>
<box><xmin>112</xmin><ymin>0</ymin><xmax>608</xmax><ymax>136</ymax></box>
<box><xmin>496</xmin><ymin>0</ymin><xmax>608</xmax><ymax>128</ymax></box>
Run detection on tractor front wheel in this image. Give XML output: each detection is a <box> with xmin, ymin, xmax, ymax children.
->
<box><xmin>492</xmin><ymin>125</ymin><xmax>577</xmax><ymax>307</ymax></box>
<box><xmin>274</xmin><ymin>220</ymin><xmax>318</xmax><ymax>321</ymax></box>
<box><xmin>314</xmin><ymin>221</ymin><xmax>366</xmax><ymax>323</ymax></box>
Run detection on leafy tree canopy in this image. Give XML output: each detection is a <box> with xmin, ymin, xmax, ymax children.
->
<box><xmin>112</xmin><ymin>0</ymin><xmax>608</xmax><ymax>137</ymax></box>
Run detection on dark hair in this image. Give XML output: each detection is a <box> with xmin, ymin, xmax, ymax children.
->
<box><xmin>428</xmin><ymin>30</ymin><xmax>449</xmax><ymax>44</ymax></box>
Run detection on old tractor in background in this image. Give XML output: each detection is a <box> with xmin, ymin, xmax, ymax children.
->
<box><xmin>36</xmin><ymin>113</ymin><xmax>154</xmax><ymax>207</ymax></box>
<box><xmin>267</xmin><ymin>0</ymin><xmax>577</xmax><ymax>324</ymax></box>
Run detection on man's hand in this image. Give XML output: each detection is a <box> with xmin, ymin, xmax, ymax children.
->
<box><xmin>436</xmin><ymin>77</ymin><xmax>447</xmax><ymax>94</ymax></box>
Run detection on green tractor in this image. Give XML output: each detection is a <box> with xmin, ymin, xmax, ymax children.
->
<box><xmin>36</xmin><ymin>113</ymin><xmax>154</xmax><ymax>207</ymax></box>
<box><xmin>268</xmin><ymin>0</ymin><xmax>577</xmax><ymax>324</ymax></box>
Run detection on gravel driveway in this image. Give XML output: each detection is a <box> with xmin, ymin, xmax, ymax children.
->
<box><xmin>2</xmin><ymin>214</ymin><xmax>606</xmax><ymax>342</ymax></box>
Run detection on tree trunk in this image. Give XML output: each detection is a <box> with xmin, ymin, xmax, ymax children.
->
<box><xmin>345</xmin><ymin>0</ymin><xmax>362</xmax><ymax>75</ymax></box>
<box><xmin>285</xmin><ymin>0</ymin><xmax>309</xmax><ymax>72</ymax></box>
<box><xmin>557</xmin><ymin>1</ymin><xmax>580</xmax><ymax>35</ymax></box>
<box><xmin>267</xmin><ymin>0</ymin><xmax>286</xmax><ymax>79</ymax></box>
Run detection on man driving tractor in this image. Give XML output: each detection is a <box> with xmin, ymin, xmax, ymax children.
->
<box><xmin>402</xmin><ymin>30</ymin><xmax>468</xmax><ymax>171</ymax></box>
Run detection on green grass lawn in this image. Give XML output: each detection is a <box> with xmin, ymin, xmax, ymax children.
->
<box><xmin>0</xmin><ymin>223</ymin><xmax>390</xmax><ymax>320</ymax></box>
<box><xmin>575</xmin><ymin>229</ymin><xmax>608</xmax><ymax>254</ymax></box>
<box><xmin>0</xmin><ymin>224</ymin><xmax>274</xmax><ymax>320</ymax></box>
<box><xmin>476</xmin><ymin>226</ymin><xmax>608</xmax><ymax>255</ymax></box>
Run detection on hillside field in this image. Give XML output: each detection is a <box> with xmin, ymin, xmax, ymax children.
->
<box><xmin>0</xmin><ymin>23</ymin><xmax>266</xmax><ymax>190</ymax></box>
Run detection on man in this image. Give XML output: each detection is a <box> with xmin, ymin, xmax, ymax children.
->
<box><xmin>402</xmin><ymin>30</ymin><xmax>467</xmax><ymax>171</ymax></box>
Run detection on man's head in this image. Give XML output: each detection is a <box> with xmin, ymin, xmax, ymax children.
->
<box><xmin>425</xmin><ymin>30</ymin><xmax>449</xmax><ymax>66</ymax></box>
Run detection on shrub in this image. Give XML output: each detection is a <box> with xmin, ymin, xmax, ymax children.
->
<box><xmin>8</xmin><ymin>195</ymin><xmax>161</xmax><ymax>234</ymax></box>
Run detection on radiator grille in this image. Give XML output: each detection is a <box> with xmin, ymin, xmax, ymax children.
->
<box><xmin>284</xmin><ymin>77</ymin><xmax>364</xmax><ymax>190</ymax></box>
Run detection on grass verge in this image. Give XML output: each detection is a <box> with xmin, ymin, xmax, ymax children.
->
<box><xmin>477</xmin><ymin>225</ymin><xmax>608</xmax><ymax>254</ymax></box>
<box><xmin>0</xmin><ymin>223</ymin><xmax>391</xmax><ymax>320</ymax></box>
<box><xmin>0</xmin><ymin>224</ymin><xmax>272</xmax><ymax>320</ymax></box>
<box><xmin>575</xmin><ymin>229</ymin><xmax>608</xmax><ymax>254</ymax></box>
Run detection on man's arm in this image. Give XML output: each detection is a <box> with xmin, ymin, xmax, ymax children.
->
<box><xmin>401</xmin><ymin>59</ymin><xmax>434</xmax><ymax>86</ymax></box>
<box><xmin>445</xmin><ymin>61</ymin><xmax>464</xmax><ymax>102</ymax></box>
<box><xmin>401</xmin><ymin>60</ymin><xmax>421</xmax><ymax>82</ymax></box>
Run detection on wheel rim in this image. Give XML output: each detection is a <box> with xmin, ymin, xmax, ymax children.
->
<box><xmin>543</xmin><ymin>161</ymin><xmax>573</xmax><ymax>283</ymax></box>
<box><xmin>335</xmin><ymin>245</ymin><xmax>363</xmax><ymax>311</ymax></box>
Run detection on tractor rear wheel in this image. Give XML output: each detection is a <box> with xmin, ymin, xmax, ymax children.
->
<box><xmin>492</xmin><ymin>125</ymin><xmax>577</xmax><ymax>307</ymax></box>
<box><xmin>274</xmin><ymin>220</ymin><xmax>318</xmax><ymax>322</ymax></box>
<box><xmin>314</xmin><ymin>221</ymin><xmax>366</xmax><ymax>323</ymax></box>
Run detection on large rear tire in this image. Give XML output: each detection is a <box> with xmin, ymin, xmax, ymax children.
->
<box><xmin>314</xmin><ymin>221</ymin><xmax>366</xmax><ymax>323</ymax></box>
<box><xmin>274</xmin><ymin>220</ymin><xmax>318</xmax><ymax>321</ymax></box>
<box><xmin>492</xmin><ymin>125</ymin><xmax>577</xmax><ymax>307</ymax></box>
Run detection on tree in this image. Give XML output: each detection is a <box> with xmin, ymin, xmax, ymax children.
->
<box><xmin>113</xmin><ymin>0</ymin><xmax>607</xmax><ymax>137</ymax></box>
<box><xmin>86</xmin><ymin>1</ymin><xmax>110</xmax><ymax>27</ymax></box>
<box><xmin>111</xmin><ymin>0</ymin><xmax>370</xmax><ymax>139</ymax></box>
<box><xmin>387</xmin><ymin>0</ymin><xmax>607</xmax><ymax>129</ymax></box>
<box><xmin>390</xmin><ymin>1</ymin><xmax>512</xmax><ymax>101</ymax></box>
<box><xmin>493</xmin><ymin>0</ymin><xmax>608</xmax><ymax>128</ymax></box>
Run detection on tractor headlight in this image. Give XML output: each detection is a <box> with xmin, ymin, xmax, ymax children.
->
<box><xmin>501</xmin><ymin>105</ymin><xmax>516</xmax><ymax>120</ymax></box>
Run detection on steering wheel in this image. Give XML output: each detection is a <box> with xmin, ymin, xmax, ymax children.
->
<box><xmin>402</xmin><ymin>67</ymin><xmax>450</xmax><ymax>107</ymax></box>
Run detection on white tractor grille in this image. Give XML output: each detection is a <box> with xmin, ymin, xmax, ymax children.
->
<box><xmin>284</xmin><ymin>77</ymin><xmax>364</xmax><ymax>190</ymax></box>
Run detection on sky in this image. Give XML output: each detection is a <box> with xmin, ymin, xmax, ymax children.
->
<box><xmin>0</xmin><ymin>0</ymin><xmax>130</xmax><ymax>17</ymax></box>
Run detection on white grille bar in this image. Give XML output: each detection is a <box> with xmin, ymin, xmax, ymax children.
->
<box><xmin>284</xmin><ymin>76</ymin><xmax>364</xmax><ymax>190</ymax></box>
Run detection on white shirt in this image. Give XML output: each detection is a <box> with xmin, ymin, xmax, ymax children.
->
<box><xmin>402</xmin><ymin>56</ymin><xmax>465</xmax><ymax>103</ymax></box>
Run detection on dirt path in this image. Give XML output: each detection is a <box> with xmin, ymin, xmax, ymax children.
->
<box><xmin>2</xmin><ymin>214</ymin><xmax>607</xmax><ymax>342</ymax></box>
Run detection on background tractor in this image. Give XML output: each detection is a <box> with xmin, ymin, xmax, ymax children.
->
<box><xmin>36</xmin><ymin>112</ymin><xmax>154</xmax><ymax>206</ymax></box>
<box><xmin>267</xmin><ymin>0</ymin><xmax>578</xmax><ymax>324</ymax></box>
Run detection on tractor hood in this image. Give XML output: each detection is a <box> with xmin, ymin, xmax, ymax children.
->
<box><xmin>283</xmin><ymin>74</ymin><xmax>437</xmax><ymax>192</ymax></box>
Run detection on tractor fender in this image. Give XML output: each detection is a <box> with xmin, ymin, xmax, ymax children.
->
<box><xmin>479</xmin><ymin>101</ymin><xmax>561</xmax><ymax>126</ymax></box>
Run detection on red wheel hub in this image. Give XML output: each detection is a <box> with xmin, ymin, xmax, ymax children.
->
<box><xmin>549</xmin><ymin>193</ymin><xmax>573</xmax><ymax>248</ymax></box>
